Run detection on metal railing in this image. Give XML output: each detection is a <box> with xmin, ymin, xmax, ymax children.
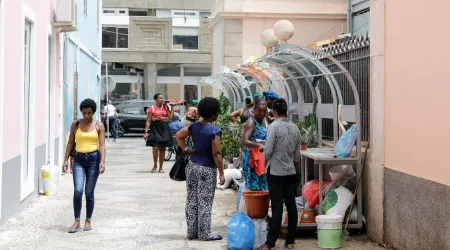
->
<box><xmin>317</xmin><ymin>36</ymin><xmax>370</xmax><ymax>141</ymax></box>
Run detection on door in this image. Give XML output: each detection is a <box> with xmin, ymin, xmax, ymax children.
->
<box><xmin>21</xmin><ymin>18</ymin><xmax>35</xmax><ymax>200</ymax></box>
<box><xmin>47</xmin><ymin>35</ymin><xmax>55</xmax><ymax>164</ymax></box>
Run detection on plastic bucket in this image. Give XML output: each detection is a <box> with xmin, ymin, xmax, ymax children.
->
<box><xmin>242</xmin><ymin>191</ymin><xmax>269</xmax><ymax>219</ymax></box>
<box><xmin>41</xmin><ymin>164</ymin><xmax>59</xmax><ymax>196</ymax></box>
<box><xmin>315</xmin><ymin>215</ymin><xmax>343</xmax><ymax>249</ymax></box>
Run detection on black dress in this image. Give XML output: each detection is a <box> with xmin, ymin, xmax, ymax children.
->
<box><xmin>146</xmin><ymin>105</ymin><xmax>174</xmax><ymax>147</ymax></box>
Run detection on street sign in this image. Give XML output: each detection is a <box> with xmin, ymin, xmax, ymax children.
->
<box><xmin>101</xmin><ymin>76</ymin><xmax>116</xmax><ymax>96</ymax></box>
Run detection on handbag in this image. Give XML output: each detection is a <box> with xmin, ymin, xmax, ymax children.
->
<box><xmin>70</xmin><ymin>120</ymin><xmax>80</xmax><ymax>158</ymax></box>
<box><xmin>169</xmin><ymin>151</ymin><xmax>189</xmax><ymax>181</ymax></box>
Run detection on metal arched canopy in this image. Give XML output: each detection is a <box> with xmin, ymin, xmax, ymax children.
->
<box><xmin>239</xmin><ymin>62</ymin><xmax>293</xmax><ymax>104</ymax></box>
<box><xmin>235</xmin><ymin>45</ymin><xmax>361</xmax><ymax>156</ymax></box>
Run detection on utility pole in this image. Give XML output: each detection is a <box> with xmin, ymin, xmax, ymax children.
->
<box><xmin>105</xmin><ymin>63</ymin><xmax>110</xmax><ymax>141</ymax></box>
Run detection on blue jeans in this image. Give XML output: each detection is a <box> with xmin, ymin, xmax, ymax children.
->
<box><xmin>73</xmin><ymin>151</ymin><xmax>100</xmax><ymax>220</ymax></box>
<box><xmin>108</xmin><ymin>116</ymin><xmax>117</xmax><ymax>139</ymax></box>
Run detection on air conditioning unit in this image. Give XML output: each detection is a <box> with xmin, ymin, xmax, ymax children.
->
<box><xmin>53</xmin><ymin>0</ymin><xmax>77</xmax><ymax>32</ymax></box>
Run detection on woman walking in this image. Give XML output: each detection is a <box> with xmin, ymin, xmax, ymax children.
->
<box><xmin>176</xmin><ymin>97</ymin><xmax>225</xmax><ymax>241</ymax></box>
<box><xmin>241</xmin><ymin>99</ymin><xmax>268</xmax><ymax>191</ymax></box>
<box><xmin>63</xmin><ymin>98</ymin><xmax>106</xmax><ymax>233</ymax></box>
<box><xmin>144</xmin><ymin>93</ymin><xmax>175</xmax><ymax>173</ymax></box>
<box><xmin>262</xmin><ymin>98</ymin><xmax>301</xmax><ymax>250</ymax></box>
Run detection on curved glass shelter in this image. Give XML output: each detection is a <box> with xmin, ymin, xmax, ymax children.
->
<box><xmin>202</xmin><ymin>43</ymin><xmax>363</xmax><ymax>229</ymax></box>
<box><xmin>204</xmin><ymin>45</ymin><xmax>361</xmax><ymax>157</ymax></box>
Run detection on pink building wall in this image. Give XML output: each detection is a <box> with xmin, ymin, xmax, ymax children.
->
<box><xmin>384</xmin><ymin>0</ymin><xmax>450</xmax><ymax>186</ymax></box>
<box><xmin>2</xmin><ymin>0</ymin><xmax>61</xmax><ymax>161</ymax></box>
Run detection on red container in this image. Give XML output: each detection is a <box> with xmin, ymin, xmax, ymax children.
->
<box><xmin>242</xmin><ymin>191</ymin><xmax>270</xmax><ymax>219</ymax></box>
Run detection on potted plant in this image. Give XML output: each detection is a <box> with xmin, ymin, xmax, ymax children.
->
<box><xmin>221</xmin><ymin>129</ymin><xmax>242</xmax><ymax>164</ymax></box>
<box><xmin>300</xmin><ymin>134</ymin><xmax>308</xmax><ymax>151</ymax></box>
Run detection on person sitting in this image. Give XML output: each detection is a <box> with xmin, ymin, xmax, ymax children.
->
<box><xmin>185</xmin><ymin>99</ymin><xmax>199</xmax><ymax>125</ymax></box>
<box><xmin>168</xmin><ymin>112</ymin><xmax>186</xmax><ymax>133</ymax></box>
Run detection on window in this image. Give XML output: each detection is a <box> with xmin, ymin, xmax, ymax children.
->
<box><xmin>102</xmin><ymin>26</ymin><xmax>128</xmax><ymax>48</ymax></box>
<box><xmin>129</xmin><ymin>9</ymin><xmax>147</xmax><ymax>16</ymax></box>
<box><xmin>128</xmin><ymin>8</ymin><xmax>156</xmax><ymax>16</ymax></box>
<box><xmin>200</xmin><ymin>12</ymin><xmax>211</xmax><ymax>18</ymax></box>
<box><xmin>102</xmin><ymin>8</ymin><xmax>128</xmax><ymax>16</ymax></box>
<box><xmin>113</xmin><ymin>63</ymin><xmax>124</xmax><ymax>70</ymax></box>
<box><xmin>174</xmin><ymin>12</ymin><xmax>196</xmax><ymax>16</ymax></box>
<box><xmin>123</xmin><ymin>107</ymin><xmax>144</xmax><ymax>115</ymax></box>
<box><xmin>173</xmin><ymin>35</ymin><xmax>198</xmax><ymax>50</ymax></box>
<box><xmin>157</xmin><ymin>67</ymin><xmax>180</xmax><ymax>77</ymax></box>
<box><xmin>184</xmin><ymin>67</ymin><xmax>211</xmax><ymax>77</ymax></box>
<box><xmin>84</xmin><ymin>0</ymin><xmax>87</xmax><ymax>17</ymax></box>
<box><xmin>148</xmin><ymin>9</ymin><xmax>156</xmax><ymax>16</ymax></box>
<box><xmin>172</xmin><ymin>10</ymin><xmax>199</xmax><ymax>18</ymax></box>
<box><xmin>103</xmin><ymin>9</ymin><xmax>115</xmax><ymax>14</ymax></box>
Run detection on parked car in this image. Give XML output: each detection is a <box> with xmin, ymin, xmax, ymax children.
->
<box><xmin>103</xmin><ymin>100</ymin><xmax>155</xmax><ymax>137</ymax></box>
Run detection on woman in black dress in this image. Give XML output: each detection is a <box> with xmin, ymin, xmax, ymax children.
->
<box><xmin>144</xmin><ymin>93</ymin><xmax>174</xmax><ymax>173</ymax></box>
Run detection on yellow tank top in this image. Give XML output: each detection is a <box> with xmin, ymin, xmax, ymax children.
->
<box><xmin>75</xmin><ymin>127</ymin><xmax>99</xmax><ymax>153</ymax></box>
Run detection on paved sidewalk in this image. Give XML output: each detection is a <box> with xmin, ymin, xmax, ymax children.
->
<box><xmin>0</xmin><ymin>137</ymin><xmax>382</xmax><ymax>249</ymax></box>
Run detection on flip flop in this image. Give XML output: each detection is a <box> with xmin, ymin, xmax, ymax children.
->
<box><xmin>83</xmin><ymin>225</ymin><xmax>92</xmax><ymax>231</ymax></box>
<box><xmin>68</xmin><ymin>225</ymin><xmax>80</xmax><ymax>233</ymax></box>
<box><xmin>159</xmin><ymin>169</ymin><xmax>165</xmax><ymax>173</ymax></box>
<box><xmin>151</xmin><ymin>167</ymin><xmax>157</xmax><ymax>173</ymax></box>
<box><xmin>206</xmin><ymin>234</ymin><xmax>223</xmax><ymax>241</ymax></box>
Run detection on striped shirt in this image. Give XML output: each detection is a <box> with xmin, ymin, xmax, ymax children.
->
<box><xmin>264</xmin><ymin>118</ymin><xmax>301</xmax><ymax>176</ymax></box>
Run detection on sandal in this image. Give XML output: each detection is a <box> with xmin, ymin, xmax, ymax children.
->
<box><xmin>261</xmin><ymin>244</ymin><xmax>276</xmax><ymax>250</ymax></box>
<box><xmin>206</xmin><ymin>234</ymin><xmax>223</xmax><ymax>241</ymax></box>
<box><xmin>83</xmin><ymin>221</ymin><xmax>92</xmax><ymax>231</ymax></box>
<box><xmin>151</xmin><ymin>167</ymin><xmax>157</xmax><ymax>173</ymax></box>
<box><xmin>285</xmin><ymin>243</ymin><xmax>295</xmax><ymax>249</ymax></box>
<box><xmin>68</xmin><ymin>225</ymin><xmax>80</xmax><ymax>233</ymax></box>
<box><xmin>159</xmin><ymin>169</ymin><xmax>165</xmax><ymax>173</ymax></box>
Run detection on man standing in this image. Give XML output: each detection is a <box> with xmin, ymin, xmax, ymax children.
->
<box><xmin>262</xmin><ymin>98</ymin><xmax>301</xmax><ymax>250</ymax></box>
<box><xmin>102</xmin><ymin>100</ymin><xmax>118</xmax><ymax>142</ymax></box>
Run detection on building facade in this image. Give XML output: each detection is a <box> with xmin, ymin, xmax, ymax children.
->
<box><xmin>0</xmin><ymin>0</ymin><xmax>62</xmax><ymax>225</ymax></box>
<box><xmin>101</xmin><ymin>0</ymin><xmax>216</xmax><ymax>112</ymax></box>
<box><xmin>210</xmin><ymin>0</ymin><xmax>348</xmax><ymax>76</ymax></box>
<box><xmin>62</xmin><ymin>0</ymin><xmax>102</xmax><ymax>138</ymax></box>
<box><xmin>368</xmin><ymin>0</ymin><xmax>450</xmax><ymax>249</ymax></box>
<box><xmin>0</xmin><ymin>0</ymin><xmax>101</xmax><ymax>226</ymax></box>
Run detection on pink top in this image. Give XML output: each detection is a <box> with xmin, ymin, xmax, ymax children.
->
<box><xmin>150</xmin><ymin>105</ymin><xmax>170</xmax><ymax>121</ymax></box>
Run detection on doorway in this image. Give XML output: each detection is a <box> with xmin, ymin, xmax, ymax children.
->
<box><xmin>21</xmin><ymin>13</ymin><xmax>36</xmax><ymax>200</ymax></box>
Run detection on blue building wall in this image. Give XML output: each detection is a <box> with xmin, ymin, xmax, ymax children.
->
<box><xmin>63</xmin><ymin>0</ymin><xmax>102</xmax><ymax>133</ymax></box>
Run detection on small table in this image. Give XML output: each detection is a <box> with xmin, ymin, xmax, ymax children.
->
<box><xmin>299</xmin><ymin>147</ymin><xmax>363</xmax><ymax>229</ymax></box>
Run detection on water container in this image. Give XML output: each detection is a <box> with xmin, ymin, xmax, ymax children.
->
<box><xmin>251</xmin><ymin>218</ymin><xmax>267</xmax><ymax>248</ymax></box>
<box><xmin>40</xmin><ymin>163</ymin><xmax>60</xmax><ymax>196</ymax></box>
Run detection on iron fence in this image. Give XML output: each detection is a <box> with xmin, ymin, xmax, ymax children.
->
<box><xmin>318</xmin><ymin>36</ymin><xmax>370</xmax><ymax>142</ymax></box>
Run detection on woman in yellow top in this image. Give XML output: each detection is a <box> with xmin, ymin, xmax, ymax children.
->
<box><xmin>63</xmin><ymin>98</ymin><xmax>106</xmax><ymax>233</ymax></box>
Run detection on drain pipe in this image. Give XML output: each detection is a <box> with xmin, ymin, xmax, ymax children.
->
<box><xmin>347</xmin><ymin>0</ymin><xmax>353</xmax><ymax>34</ymax></box>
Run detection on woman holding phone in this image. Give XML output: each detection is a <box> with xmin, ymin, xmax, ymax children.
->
<box><xmin>144</xmin><ymin>93</ymin><xmax>175</xmax><ymax>173</ymax></box>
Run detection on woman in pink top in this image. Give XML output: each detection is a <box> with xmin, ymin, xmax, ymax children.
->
<box><xmin>144</xmin><ymin>93</ymin><xmax>175</xmax><ymax>173</ymax></box>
